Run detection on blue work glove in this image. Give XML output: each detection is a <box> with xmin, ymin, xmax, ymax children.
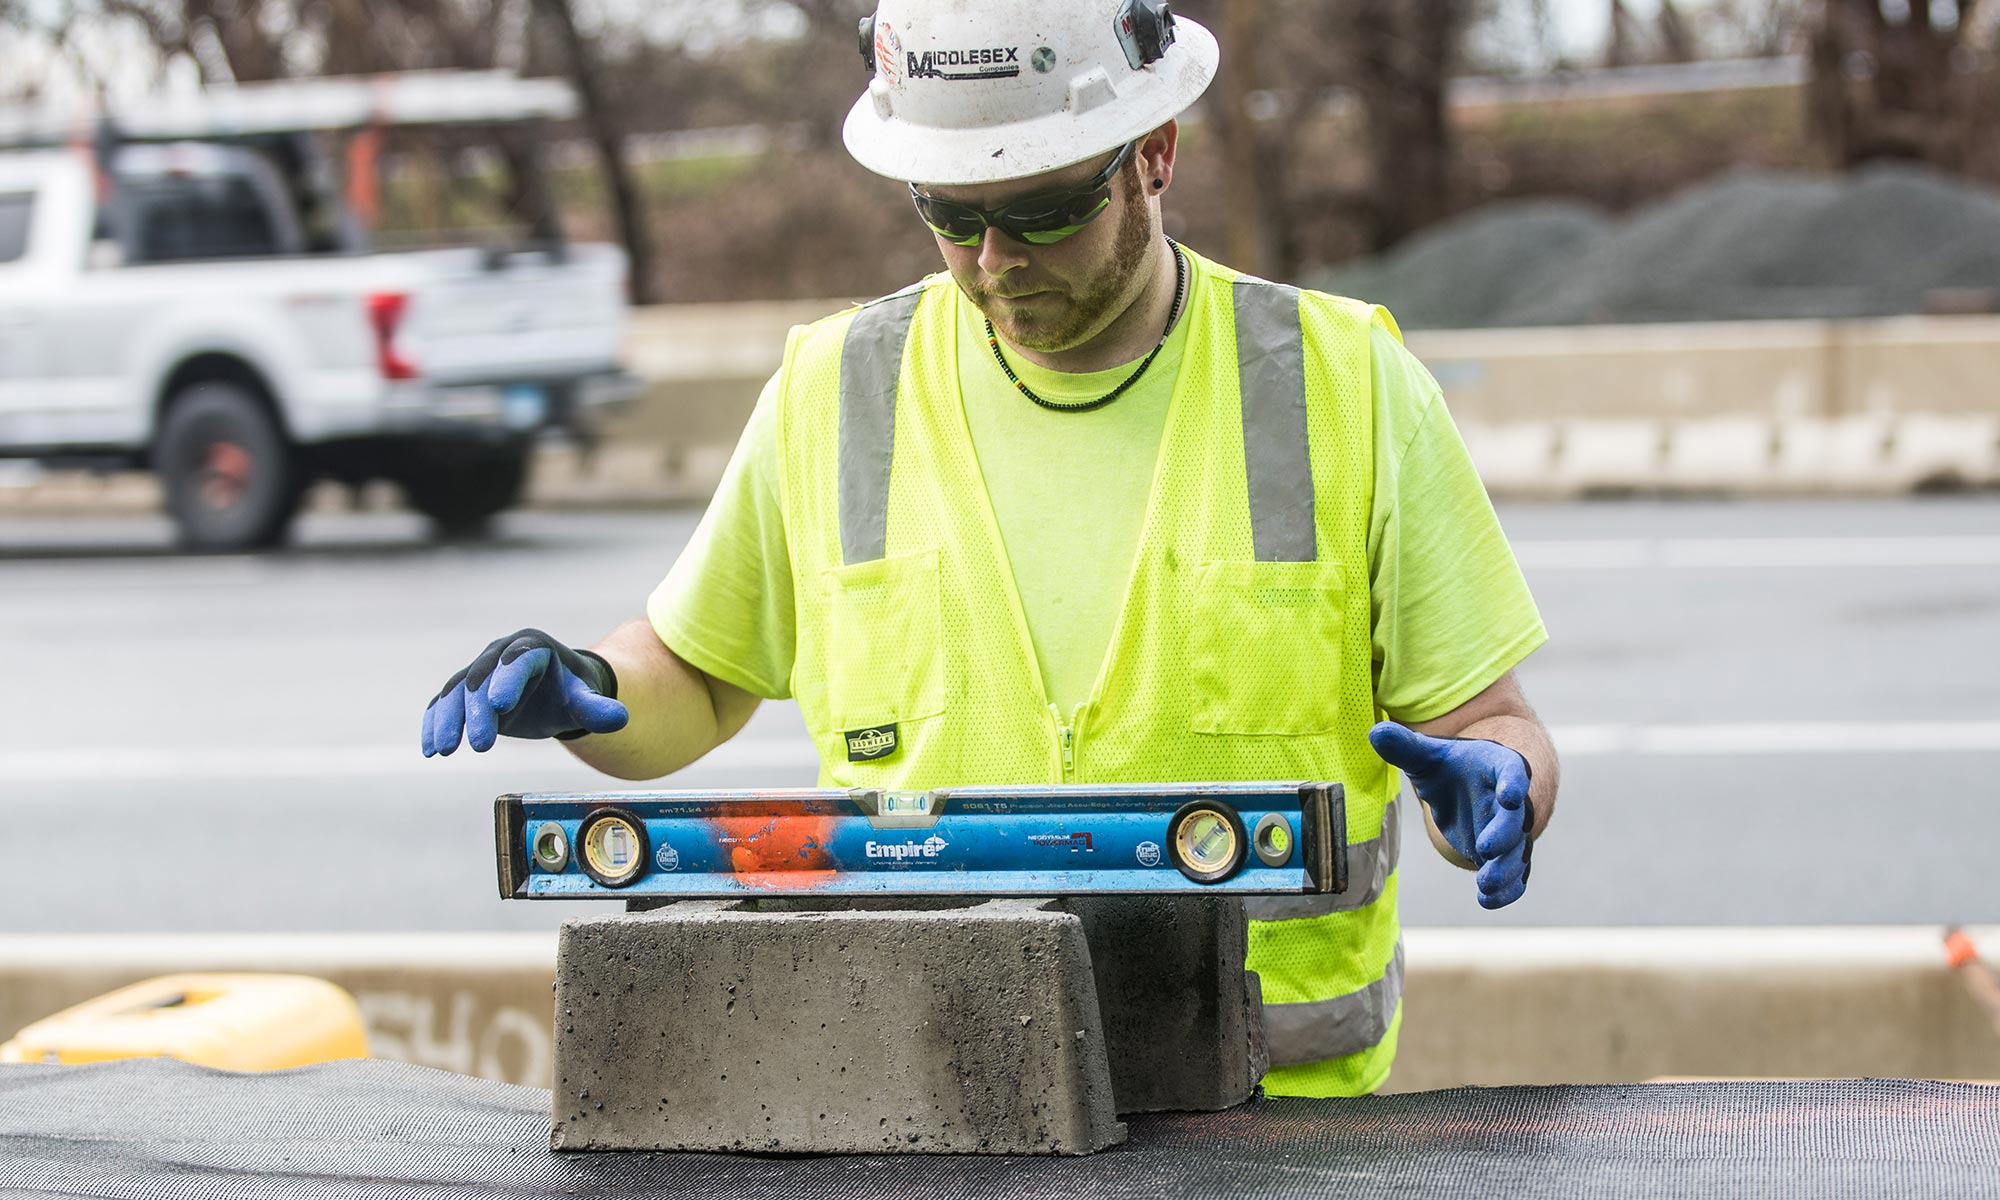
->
<box><xmin>422</xmin><ymin>629</ymin><xmax>628</xmax><ymax>756</ymax></box>
<box><xmin>1368</xmin><ymin>722</ymin><xmax>1534</xmax><ymax>909</ymax></box>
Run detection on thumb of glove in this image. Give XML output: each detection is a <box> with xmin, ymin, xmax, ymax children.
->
<box><xmin>557</xmin><ymin>666</ymin><xmax>630</xmax><ymax>736</ymax></box>
<box><xmin>1367</xmin><ymin>721</ymin><xmax>1448</xmax><ymax>775</ymax></box>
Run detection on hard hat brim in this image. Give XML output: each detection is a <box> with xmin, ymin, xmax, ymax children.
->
<box><xmin>842</xmin><ymin>17</ymin><xmax>1219</xmax><ymax>187</ymax></box>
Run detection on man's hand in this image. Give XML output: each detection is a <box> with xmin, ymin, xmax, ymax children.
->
<box><xmin>1368</xmin><ymin>721</ymin><xmax>1533</xmax><ymax>909</ymax></box>
<box><xmin>422</xmin><ymin>629</ymin><xmax>629</xmax><ymax>756</ymax></box>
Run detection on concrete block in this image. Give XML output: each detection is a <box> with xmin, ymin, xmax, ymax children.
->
<box><xmin>663</xmin><ymin>443</ymin><xmax>733</xmax><ymax>496</ymax></box>
<box><xmin>1773</xmin><ymin>415</ymin><xmax>1897</xmax><ymax>492</ymax></box>
<box><xmin>1386</xmin><ymin>927</ymin><xmax>2000</xmax><ymax>1092</ymax></box>
<box><xmin>9</xmin><ymin>470</ymin><xmax>158</xmax><ymax>514</ymax></box>
<box><xmin>1887</xmin><ymin>414</ymin><xmax>2000</xmax><ymax>489</ymax></box>
<box><xmin>1551</xmin><ymin>420</ymin><xmax>1665</xmax><ymax>493</ymax></box>
<box><xmin>1404</xmin><ymin>320</ymin><xmax>1831</xmax><ymax>424</ymax></box>
<box><xmin>1062</xmin><ymin>896</ymin><xmax>1266</xmax><ymax>1114</ymax></box>
<box><xmin>1840</xmin><ymin>314</ymin><xmax>2000</xmax><ymax>417</ymax></box>
<box><xmin>588</xmin><ymin>443</ymin><xmax>671</xmax><ymax>489</ymax></box>
<box><xmin>551</xmin><ymin>898</ymin><xmax>1125</xmax><ymax>1155</ymax></box>
<box><xmin>525</xmin><ymin>444</ymin><xmax>684</xmax><ymax>508</ymax></box>
<box><xmin>1660</xmin><ymin>417</ymin><xmax>1774</xmax><ymax>491</ymax></box>
<box><xmin>1460</xmin><ymin>422</ymin><xmax>1559</xmax><ymax>496</ymax></box>
<box><xmin>627</xmin><ymin>300</ymin><xmax>828</xmax><ymax>382</ymax></box>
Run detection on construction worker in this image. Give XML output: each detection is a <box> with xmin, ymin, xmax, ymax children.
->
<box><xmin>422</xmin><ymin>0</ymin><xmax>1557</xmax><ymax>1098</ymax></box>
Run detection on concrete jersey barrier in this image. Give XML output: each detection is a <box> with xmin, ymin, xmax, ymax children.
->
<box><xmin>1</xmin><ymin>927</ymin><xmax>1994</xmax><ymax>1091</ymax></box>
<box><xmin>2</xmin><ymin>311</ymin><xmax>1997</xmax><ymax>510</ymax></box>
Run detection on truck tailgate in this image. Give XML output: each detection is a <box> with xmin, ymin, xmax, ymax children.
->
<box><xmin>398</xmin><ymin>244</ymin><xmax>627</xmax><ymax>383</ymax></box>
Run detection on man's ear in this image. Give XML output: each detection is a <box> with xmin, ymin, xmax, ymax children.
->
<box><xmin>1139</xmin><ymin>120</ymin><xmax>1179</xmax><ymax>192</ymax></box>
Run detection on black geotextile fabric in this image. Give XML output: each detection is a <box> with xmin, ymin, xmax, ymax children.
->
<box><xmin>1</xmin><ymin>1059</ymin><xmax>1998</xmax><ymax>1200</ymax></box>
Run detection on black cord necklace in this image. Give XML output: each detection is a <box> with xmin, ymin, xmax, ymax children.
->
<box><xmin>985</xmin><ymin>237</ymin><xmax>1187</xmax><ymax>414</ymax></box>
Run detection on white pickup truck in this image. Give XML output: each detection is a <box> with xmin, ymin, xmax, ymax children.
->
<box><xmin>0</xmin><ymin>79</ymin><xmax>641</xmax><ymax>548</ymax></box>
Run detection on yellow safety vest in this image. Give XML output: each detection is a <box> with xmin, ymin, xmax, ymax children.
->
<box><xmin>773</xmin><ymin>248</ymin><xmax>1403</xmax><ymax>1097</ymax></box>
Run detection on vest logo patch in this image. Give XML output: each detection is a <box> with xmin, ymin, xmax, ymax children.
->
<box><xmin>845</xmin><ymin>724</ymin><xmax>900</xmax><ymax>761</ymax></box>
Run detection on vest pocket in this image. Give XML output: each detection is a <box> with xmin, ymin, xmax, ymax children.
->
<box><xmin>822</xmin><ymin>548</ymin><xmax>947</xmax><ymax>730</ymax></box>
<box><xmin>1190</xmin><ymin>559</ymin><xmax>1345</xmax><ymax>735</ymax></box>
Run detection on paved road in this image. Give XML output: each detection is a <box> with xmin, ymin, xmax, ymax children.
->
<box><xmin>3</xmin><ymin>498</ymin><xmax>1996</xmax><ymax>932</ymax></box>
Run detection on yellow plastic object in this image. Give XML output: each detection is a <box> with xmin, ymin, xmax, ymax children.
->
<box><xmin>0</xmin><ymin>974</ymin><xmax>369</xmax><ymax>1070</ymax></box>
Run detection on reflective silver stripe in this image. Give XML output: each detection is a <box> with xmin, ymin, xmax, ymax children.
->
<box><xmin>1243</xmin><ymin>798</ymin><xmax>1401</xmax><ymax>922</ymax></box>
<box><xmin>1262</xmin><ymin>937</ymin><xmax>1405</xmax><ymax>1067</ymax></box>
<box><xmin>1232</xmin><ymin>277</ymin><xmax>1313</xmax><ymax>563</ymax></box>
<box><xmin>837</xmin><ymin>287</ymin><xmax>924</xmax><ymax>565</ymax></box>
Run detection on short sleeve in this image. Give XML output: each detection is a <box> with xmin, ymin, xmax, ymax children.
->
<box><xmin>1367</xmin><ymin>323</ymin><xmax>1547</xmax><ymax>722</ymax></box>
<box><xmin>646</xmin><ymin>371</ymin><xmax>797</xmax><ymax>699</ymax></box>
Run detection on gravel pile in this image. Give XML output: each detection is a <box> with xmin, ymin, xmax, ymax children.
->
<box><xmin>1318</xmin><ymin>163</ymin><xmax>2000</xmax><ymax>328</ymax></box>
<box><xmin>1319</xmin><ymin>200</ymin><xmax>1608</xmax><ymax>330</ymax></box>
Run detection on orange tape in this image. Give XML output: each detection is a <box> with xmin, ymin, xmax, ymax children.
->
<box><xmin>1944</xmin><ymin>929</ymin><xmax>1979</xmax><ymax>970</ymax></box>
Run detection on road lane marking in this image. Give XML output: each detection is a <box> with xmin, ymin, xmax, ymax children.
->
<box><xmin>0</xmin><ymin>737</ymin><xmax>826</xmax><ymax>784</ymax></box>
<box><xmin>5</xmin><ymin>721</ymin><xmax>2000</xmax><ymax>786</ymax></box>
<box><xmin>1516</xmin><ymin>536</ymin><xmax>2000</xmax><ymax>570</ymax></box>
<box><xmin>1552</xmin><ymin>721</ymin><xmax>2000</xmax><ymax>755</ymax></box>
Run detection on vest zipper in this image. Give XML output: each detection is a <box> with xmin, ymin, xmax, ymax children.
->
<box><xmin>1050</xmin><ymin>703</ymin><xmax>1078</xmax><ymax>780</ymax></box>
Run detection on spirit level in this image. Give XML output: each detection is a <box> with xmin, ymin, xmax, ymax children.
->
<box><xmin>496</xmin><ymin>782</ymin><xmax>1347</xmax><ymax>899</ymax></box>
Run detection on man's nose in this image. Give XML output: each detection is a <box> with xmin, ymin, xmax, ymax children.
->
<box><xmin>976</xmin><ymin>226</ymin><xmax>1029</xmax><ymax>277</ymax></box>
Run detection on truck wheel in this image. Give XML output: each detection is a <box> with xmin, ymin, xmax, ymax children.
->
<box><xmin>155</xmin><ymin>382</ymin><xmax>301</xmax><ymax>551</ymax></box>
<box><xmin>401</xmin><ymin>446</ymin><xmax>530</xmax><ymax>539</ymax></box>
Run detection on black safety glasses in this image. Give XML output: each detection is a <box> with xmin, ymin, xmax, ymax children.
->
<box><xmin>911</xmin><ymin>141</ymin><xmax>1135</xmax><ymax>247</ymax></box>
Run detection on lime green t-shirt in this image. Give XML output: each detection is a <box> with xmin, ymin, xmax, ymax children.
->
<box><xmin>953</xmin><ymin>291</ymin><xmax>1186</xmax><ymax>713</ymax></box>
<box><xmin>649</xmin><ymin>279</ymin><xmax>1546</xmax><ymax>725</ymax></box>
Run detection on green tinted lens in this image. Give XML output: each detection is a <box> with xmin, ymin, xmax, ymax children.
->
<box><xmin>912</xmin><ymin>195</ymin><xmax>985</xmax><ymax>245</ymax></box>
<box><xmin>913</xmin><ymin>161</ymin><xmax>1117</xmax><ymax>248</ymax></box>
<box><xmin>1017</xmin><ymin>224</ymin><xmax>1089</xmax><ymax>245</ymax></box>
<box><xmin>1016</xmin><ymin>209</ymin><xmax>1108</xmax><ymax>244</ymax></box>
<box><xmin>924</xmin><ymin>221</ymin><xmax>983</xmax><ymax>246</ymax></box>
<box><xmin>1007</xmin><ymin>195</ymin><xmax>1110</xmax><ymax>244</ymax></box>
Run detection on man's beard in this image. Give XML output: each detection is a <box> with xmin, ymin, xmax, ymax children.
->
<box><xmin>971</xmin><ymin>176</ymin><xmax>1155</xmax><ymax>354</ymax></box>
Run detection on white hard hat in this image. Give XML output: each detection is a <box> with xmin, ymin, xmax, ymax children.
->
<box><xmin>843</xmin><ymin>0</ymin><xmax>1219</xmax><ymax>186</ymax></box>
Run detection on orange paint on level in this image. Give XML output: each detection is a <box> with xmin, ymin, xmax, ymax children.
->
<box><xmin>713</xmin><ymin>813</ymin><xmax>839</xmax><ymax>878</ymax></box>
<box><xmin>733</xmin><ymin>869</ymin><xmax>843</xmax><ymax>892</ymax></box>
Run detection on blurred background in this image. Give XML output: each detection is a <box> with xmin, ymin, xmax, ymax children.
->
<box><xmin>1</xmin><ymin>1</ymin><xmax>1996</xmax><ymax>1090</ymax></box>
<box><xmin>12</xmin><ymin>0</ymin><xmax>2000</xmax><ymax>305</ymax></box>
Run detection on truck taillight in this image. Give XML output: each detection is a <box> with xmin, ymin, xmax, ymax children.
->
<box><xmin>366</xmin><ymin>292</ymin><xmax>420</xmax><ymax>381</ymax></box>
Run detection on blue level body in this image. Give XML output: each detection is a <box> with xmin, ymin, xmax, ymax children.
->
<box><xmin>496</xmin><ymin>782</ymin><xmax>1346</xmax><ymax>899</ymax></box>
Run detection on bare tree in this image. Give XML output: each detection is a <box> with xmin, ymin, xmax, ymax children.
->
<box><xmin>1655</xmin><ymin>0</ymin><xmax>1697</xmax><ymax>62</ymax></box>
<box><xmin>776</xmin><ymin>0</ymin><xmax>875</xmax><ymax>145</ymax></box>
<box><xmin>1347</xmin><ymin>0</ymin><xmax>1469</xmax><ymax>252</ymax></box>
<box><xmin>531</xmin><ymin>0</ymin><xmax>655</xmax><ymax>302</ymax></box>
<box><xmin>1206</xmin><ymin>0</ymin><xmax>1288</xmax><ymax>276</ymax></box>
<box><xmin>1807</xmin><ymin>0</ymin><xmax>1989</xmax><ymax>170</ymax></box>
<box><xmin>1609</xmin><ymin>0</ymin><xmax>1702</xmax><ymax>67</ymax></box>
<box><xmin>1608</xmin><ymin>0</ymin><xmax>1640</xmax><ymax>66</ymax></box>
<box><xmin>0</xmin><ymin>0</ymin><xmax>45</xmax><ymax>101</ymax></box>
<box><xmin>1194</xmin><ymin>0</ymin><xmax>1471</xmax><ymax>272</ymax></box>
<box><xmin>1728</xmin><ymin>0</ymin><xmax>1806</xmax><ymax>58</ymax></box>
<box><xmin>1634</xmin><ymin>0</ymin><xmax>1806</xmax><ymax>62</ymax></box>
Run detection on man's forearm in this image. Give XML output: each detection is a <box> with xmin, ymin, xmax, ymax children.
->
<box><xmin>1454</xmin><ymin>713</ymin><xmax>1557</xmax><ymax>840</ymax></box>
<box><xmin>562</xmin><ymin>618</ymin><xmax>760</xmax><ymax>781</ymax></box>
<box><xmin>1401</xmin><ymin>670</ymin><xmax>1560</xmax><ymax>868</ymax></box>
